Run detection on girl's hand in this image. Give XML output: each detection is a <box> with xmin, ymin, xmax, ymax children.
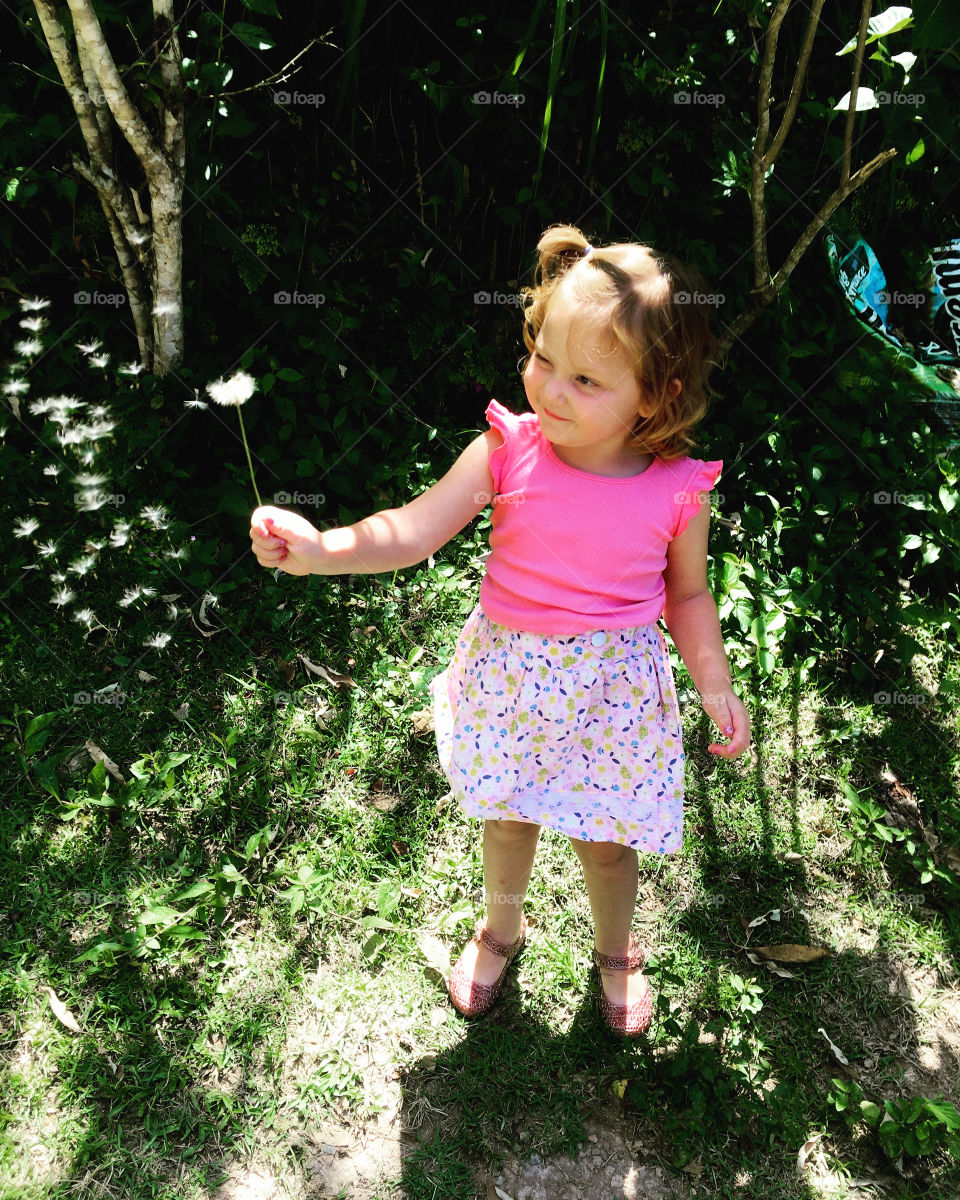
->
<box><xmin>700</xmin><ymin>686</ymin><xmax>751</xmax><ymax>758</ymax></box>
<box><xmin>249</xmin><ymin>506</ymin><xmax>323</xmax><ymax>576</ymax></box>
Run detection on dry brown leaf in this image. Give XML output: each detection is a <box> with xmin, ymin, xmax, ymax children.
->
<box><xmin>85</xmin><ymin>740</ymin><xmax>125</xmax><ymax>785</ymax></box>
<box><xmin>188</xmin><ymin>612</ymin><xmax>222</xmax><ymax>638</ymax></box>
<box><xmin>797</xmin><ymin>1134</ymin><xmax>821</xmax><ymax>1172</ymax></box>
<box><xmin>392</xmin><ymin>839</ymin><xmax>410</xmax><ymax>857</ymax></box>
<box><xmin>44</xmin><ymin>987</ymin><xmax>82</xmax><ymax>1033</ymax></box>
<box><xmin>752</xmin><ymin>943</ymin><xmax>831</xmax><ymax>963</ymax></box>
<box><xmin>137</xmin><ymin>670</ymin><xmax>157</xmax><ymax>683</ymax></box>
<box><xmin>408</xmin><ymin>707</ymin><xmax>434</xmax><ymax>735</ymax></box>
<box><xmin>277</xmin><ymin>657</ymin><xmax>296</xmax><ymax>686</ymax></box>
<box><xmin>681</xmin><ymin>1153</ymin><xmax>703</xmax><ymax>1178</ymax></box>
<box><xmin>297</xmin><ymin>653</ymin><xmax>354</xmax><ymax>689</ymax></box>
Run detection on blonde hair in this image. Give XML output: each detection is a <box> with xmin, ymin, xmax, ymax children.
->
<box><xmin>519</xmin><ymin>223</ymin><xmax>720</xmax><ymax>461</ymax></box>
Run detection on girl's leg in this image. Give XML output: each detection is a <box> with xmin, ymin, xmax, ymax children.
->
<box><xmin>453</xmin><ymin>818</ymin><xmax>540</xmax><ymax>989</ymax></box>
<box><xmin>569</xmin><ymin>838</ymin><xmax>647</xmax><ymax>1008</ymax></box>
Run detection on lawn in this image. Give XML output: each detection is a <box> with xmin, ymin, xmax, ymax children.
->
<box><xmin>2</xmin><ymin>520</ymin><xmax>959</xmax><ymax>1200</ymax></box>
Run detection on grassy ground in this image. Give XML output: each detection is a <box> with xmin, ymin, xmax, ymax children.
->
<box><xmin>2</xmin><ymin>519</ymin><xmax>959</xmax><ymax>1200</ymax></box>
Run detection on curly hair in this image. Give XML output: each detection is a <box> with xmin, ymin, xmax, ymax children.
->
<box><xmin>518</xmin><ymin>223</ymin><xmax>720</xmax><ymax>461</ymax></box>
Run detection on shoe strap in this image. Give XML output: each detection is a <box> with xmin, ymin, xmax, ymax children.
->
<box><xmin>474</xmin><ymin>915</ymin><xmax>525</xmax><ymax>960</ymax></box>
<box><xmin>593</xmin><ymin>934</ymin><xmax>645</xmax><ymax>972</ymax></box>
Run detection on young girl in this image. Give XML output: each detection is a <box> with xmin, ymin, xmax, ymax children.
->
<box><xmin>250</xmin><ymin>224</ymin><xmax>751</xmax><ymax>1038</ymax></box>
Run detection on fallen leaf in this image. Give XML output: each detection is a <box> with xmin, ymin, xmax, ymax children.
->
<box><xmin>746</xmin><ymin>909</ymin><xmax>780</xmax><ymax>929</ymax></box>
<box><xmin>173</xmin><ymin>702</ymin><xmax>189</xmax><ymax>721</ymax></box>
<box><xmin>198</xmin><ymin>593</ymin><xmax>219</xmax><ymax>627</ymax></box>
<box><xmin>44</xmin><ymin>987</ymin><xmax>82</xmax><ymax>1033</ymax></box>
<box><xmin>417</xmin><ymin>932</ymin><xmax>449</xmax><ymax>977</ymax></box>
<box><xmin>612</xmin><ymin>1079</ymin><xmax>628</xmax><ymax>1099</ymax></box>
<box><xmin>797</xmin><ymin>1134</ymin><xmax>821</xmax><ymax>1171</ymax></box>
<box><xmin>297</xmin><ymin>653</ymin><xmax>354</xmax><ymax>688</ymax></box>
<box><xmin>408</xmin><ymin>707</ymin><xmax>434</xmax><ymax>735</ymax></box>
<box><xmin>391</xmin><ymin>839</ymin><xmax>410</xmax><ymax>857</ymax></box>
<box><xmin>752</xmin><ymin>943</ymin><xmax>831</xmax><ymax>963</ymax></box>
<box><xmin>188</xmin><ymin>611</ymin><xmax>222</xmax><ymax>638</ymax></box>
<box><xmin>745</xmin><ymin>952</ymin><xmax>796</xmax><ymax>978</ymax></box>
<box><xmin>277</xmin><ymin>657</ymin><xmax>296</xmax><ymax>686</ymax></box>
<box><xmin>817</xmin><ymin>1027</ymin><xmax>849</xmax><ymax>1065</ymax></box>
<box><xmin>85</xmin><ymin>740</ymin><xmax>125</xmax><ymax>785</ymax></box>
<box><xmin>777</xmin><ymin>850</ymin><xmax>804</xmax><ymax>862</ymax></box>
<box><xmin>681</xmin><ymin>1153</ymin><xmax>703</xmax><ymax>1178</ymax></box>
<box><xmin>137</xmin><ymin>670</ymin><xmax>156</xmax><ymax>683</ymax></box>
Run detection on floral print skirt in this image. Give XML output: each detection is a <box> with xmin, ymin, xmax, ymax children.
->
<box><xmin>429</xmin><ymin>601</ymin><xmax>685</xmax><ymax>852</ymax></box>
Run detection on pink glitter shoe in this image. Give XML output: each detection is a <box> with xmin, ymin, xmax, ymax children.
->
<box><xmin>593</xmin><ymin>934</ymin><xmax>652</xmax><ymax>1037</ymax></box>
<box><xmin>447</xmin><ymin>915</ymin><xmax>527</xmax><ymax>1018</ymax></box>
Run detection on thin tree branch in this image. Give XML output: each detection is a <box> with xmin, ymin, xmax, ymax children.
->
<box><xmin>209</xmin><ymin>35</ymin><xmax>332</xmax><ymax>100</ymax></box>
<box><xmin>842</xmin><ymin>0</ymin><xmax>873</xmax><ymax>189</ymax></box>
<box><xmin>763</xmin><ymin>0</ymin><xmax>826</xmax><ymax>167</ymax></box>
<box><xmin>752</xmin><ymin>0</ymin><xmax>791</xmax><ymax>291</ymax></box>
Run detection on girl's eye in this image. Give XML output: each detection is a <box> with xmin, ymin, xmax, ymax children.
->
<box><xmin>576</xmin><ymin>375</ymin><xmax>597</xmax><ymax>388</ymax></box>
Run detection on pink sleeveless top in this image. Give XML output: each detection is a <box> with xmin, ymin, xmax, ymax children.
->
<box><xmin>478</xmin><ymin>399</ymin><xmax>722</xmax><ymax>634</ymax></box>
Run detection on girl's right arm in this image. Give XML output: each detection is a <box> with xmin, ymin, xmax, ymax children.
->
<box><xmin>249</xmin><ymin>428</ymin><xmax>502</xmax><ymax>576</ymax></box>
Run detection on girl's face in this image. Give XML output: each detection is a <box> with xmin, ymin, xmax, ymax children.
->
<box><xmin>523</xmin><ymin>283</ymin><xmax>654</xmax><ymax>472</ymax></box>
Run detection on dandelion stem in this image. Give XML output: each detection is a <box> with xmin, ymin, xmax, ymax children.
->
<box><xmin>235</xmin><ymin>406</ymin><xmax>263</xmax><ymax>508</ymax></box>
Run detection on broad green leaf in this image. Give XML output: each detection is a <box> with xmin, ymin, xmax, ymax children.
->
<box><xmin>417</xmin><ymin>931</ymin><xmax>450</xmax><ymax>975</ymax></box>
<box><xmin>170</xmin><ymin>879</ymin><xmax>214</xmax><ymax>902</ymax></box>
<box><xmin>377</xmin><ymin>876</ymin><xmax>401</xmax><ymax>918</ymax></box>
<box><xmin>836</xmin><ymin>7</ymin><xmax>914</xmax><ymax>55</ymax></box>
<box><xmin>905</xmin><ymin>138</ymin><xmax>925</xmax><ymax>164</ymax></box>
<box><xmin>232</xmin><ymin>22</ymin><xmax>275</xmax><ymax>49</ymax></box>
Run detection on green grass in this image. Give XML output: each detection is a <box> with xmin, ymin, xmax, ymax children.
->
<box><xmin>2</xmin><ymin>522</ymin><xmax>960</xmax><ymax>1199</ymax></box>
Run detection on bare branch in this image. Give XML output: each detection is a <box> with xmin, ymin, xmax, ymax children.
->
<box><xmin>32</xmin><ymin>0</ymin><xmax>109</xmax><ymax>166</ymax></box>
<box><xmin>763</xmin><ymin>0</ymin><xmax>826</xmax><ymax>167</ymax></box>
<box><xmin>842</xmin><ymin>0</ymin><xmax>873</xmax><ymax>189</ymax></box>
<box><xmin>213</xmin><ymin>35</ymin><xmax>333</xmax><ymax>99</ymax></box>
<box><xmin>66</xmin><ymin>0</ymin><xmax>168</xmax><ymax>183</ymax></box>
<box><xmin>752</xmin><ymin>0</ymin><xmax>791</xmax><ymax>291</ymax></box>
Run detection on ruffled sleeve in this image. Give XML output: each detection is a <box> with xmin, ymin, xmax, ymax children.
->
<box><xmin>485</xmin><ymin>398</ymin><xmax>514</xmax><ymax>495</ymax></box>
<box><xmin>673</xmin><ymin>459</ymin><xmax>723</xmax><ymax>538</ymax></box>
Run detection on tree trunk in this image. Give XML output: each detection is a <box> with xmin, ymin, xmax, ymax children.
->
<box><xmin>33</xmin><ymin>0</ymin><xmax>185</xmax><ymax>375</ymax></box>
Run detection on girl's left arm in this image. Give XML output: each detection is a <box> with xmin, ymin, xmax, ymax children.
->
<box><xmin>661</xmin><ymin>501</ymin><xmax>751</xmax><ymax>759</ymax></box>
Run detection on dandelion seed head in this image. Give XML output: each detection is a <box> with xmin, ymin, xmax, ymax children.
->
<box><xmin>118</xmin><ymin>361</ymin><xmax>145</xmax><ymax>376</ymax></box>
<box><xmin>51</xmin><ymin>586</ymin><xmax>75</xmax><ymax>607</ymax></box>
<box><xmin>73</xmin><ymin>608</ymin><xmax>96</xmax><ymax>627</ymax></box>
<box><xmin>164</xmin><ymin>547</ymin><xmax>187</xmax><ymax>561</ymax></box>
<box><xmin>67</xmin><ymin>555</ymin><xmax>97</xmax><ymax>576</ymax></box>
<box><xmin>89</xmin><ymin>354</ymin><xmax>110</xmax><ymax>369</ymax></box>
<box><xmin>140</xmin><ymin>505</ymin><xmax>169</xmax><ymax>528</ymax></box>
<box><xmin>76</xmin><ymin>340</ymin><xmax>101</xmax><ymax>355</ymax></box>
<box><xmin>14</xmin><ymin>339</ymin><xmax>42</xmax><ymax>357</ymax></box>
<box><xmin>38</xmin><ymin>540</ymin><xmax>58</xmax><ymax>557</ymax></box>
<box><xmin>118</xmin><ymin>586</ymin><xmax>141</xmax><ymax>607</ymax></box>
<box><xmin>19</xmin><ymin>317</ymin><xmax>46</xmax><ymax>333</ymax></box>
<box><xmin>144</xmin><ymin>631</ymin><xmax>172</xmax><ymax>649</ymax></box>
<box><xmin>51</xmin><ymin>571</ymin><xmax>68</xmax><ymax>583</ymax></box>
<box><xmin>184</xmin><ymin>398</ymin><xmax>208</xmax><ymax>410</ymax></box>
<box><xmin>205</xmin><ymin>371</ymin><xmax>255</xmax><ymax>407</ymax></box>
<box><xmin>3</xmin><ymin>380</ymin><xmax>29</xmax><ymax>396</ymax></box>
<box><xmin>20</xmin><ymin>297</ymin><xmax>51</xmax><ymax>311</ymax></box>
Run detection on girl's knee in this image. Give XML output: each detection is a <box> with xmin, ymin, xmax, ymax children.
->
<box><xmin>485</xmin><ymin>818</ymin><xmax>541</xmax><ymax>843</ymax></box>
<box><xmin>572</xmin><ymin>837</ymin><xmax>632</xmax><ymax>867</ymax></box>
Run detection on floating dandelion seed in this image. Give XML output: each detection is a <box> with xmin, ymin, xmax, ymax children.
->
<box><xmin>19</xmin><ymin>317</ymin><xmax>46</xmax><ymax>333</ymax></box>
<box><xmin>76</xmin><ymin>492</ymin><xmax>108</xmax><ymax>512</ymax></box>
<box><xmin>80</xmin><ymin>449</ymin><xmax>96</xmax><ymax>466</ymax></box>
<box><xmin>129</xmin><ymin>230</ymin><xmax>151</xmax><ymax>246</ymax></box>
<box><xmin>73</xmin><ymin>608</ymin><xmax>98</xmax><ymax>628</ymax></box>
<box><xmin>76</xmin><ymin>340</ymin><xmax>101</xmax><ymax>355</ymax></box>
<box><xmin>14</xmin><ymin>339</ymin><xmax>42</xmax><ymax>357</ymax></box>
<box><xmin>140</xmin><ymin>504</ymin><xmax>169</xmax><ymax>528</ymax></box>
<box><xmin>74</xmin><ymin>473</ymin><xmax>107</xmax><ymax>487</ymax></box>
<box><xmin>164</xmin><ymin>547</ymin><xmax>187</xmax><ymax>561</ymax></box>
<box><xmin>20</xmin><ymin>297</ymin><xmax>51</xmax><ymax>311</ymax></box>
<box><xmin>118</xmin><ymin>586</ymin><xmax>142</xmax><ymax>607</ymax></box>
<box><xmin>144</xmin><ymin>631</ymin><xmax>171</xmax><ymax>649</ymax></box>
<box><xmin>4</xmin><ymin>380</ymin><xmax>29</xmax><ymax>396</ymax></box>
<box><xmin>38</xmin><ymin>541</ymin><xmax>58</xmax><ymax>557</ymax></box>
<box><xmin>51</xmin><ymin>586</ymin><xmax>75</xmax><ymax>607</ymax></box>
<box><xmin>51</xmin><ymin>571</ymin><xmax>68</xmax><ymax>583</ymax></box>
<box><xmin>13</xmin><ymin>517</ymin><xmax>40</xmax><ymax>538</ymax></box>
<box><xmin>140</xmin><ymin>586</ymin><xmax>157</xmax><ymax>599</ymax></box>
<box><xmin>89</xmin><ymin>354</ymin><xmax>110</xmax><ymax>369</ymax></box>
<box><xmin>88</xmin><ymin>405</ymin><xmax>110</xmax><ymax>419</ymax></box>
<box><xmin>203</xmin><ymin>371</ymin><xmax>261</xmax><ymax>505</ymax></box>
<box><xmin>184</xmin><ymin>397</ymin><xmax>208</xmax><ymax>410</ymax></box>
<box><xmin>118</xmin><ymin>361</ymin><xmax>145</xmax><ymax>376</ymax></box>
<box><xmin>68</xmin><ymin>555</ymin><xmax>97</xmax><ymax>576</ymax></box>
<box><xmin>109</xmin><ymin>524</ymin><xmax>131</xmax><ymax>548</ymax></box>
<box><xmin>153</xmin><ymin>301</ymin><xmax>178</xmax><ymax>316</ymax></box>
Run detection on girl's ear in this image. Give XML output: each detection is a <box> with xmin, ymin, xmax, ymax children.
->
<box><xmin>669</xmin><ymin>377</ymin><xmax>682</xmax><ymax>398</ymax></box>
